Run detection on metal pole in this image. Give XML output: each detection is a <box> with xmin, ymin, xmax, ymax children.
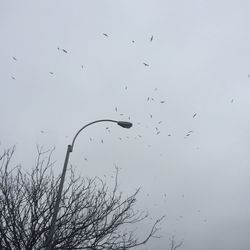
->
<box><xmin>45</xmin><ymin>144</ymin><xmax>72</xmax><ymax>250</ymax></box>
<box><xmin>45</xmin><ymin>119</ymin><xmax>132</xmax><ymax>249</ymax></box>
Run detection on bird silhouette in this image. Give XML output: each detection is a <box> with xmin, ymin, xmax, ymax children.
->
<box><xmin>150</xmin><ymin>35</ymin><xmax>153</xmax><ymax>42</ymax></box>
<box><xmin>132</xmin><ymin>40</ymin><xmax>135</xmax><ymax>43</ymax></box>
<box><xmin>103</xmin><ymin>33</ymin><xmax>108</xmax><ymax>37</ymax></box>
<box><xmin>125</xmin><ymin>86</ymin><xmax>128</xmax><ymax>90</ymax></box>
<box><xmin>62</xmin><ymin>49</ymin><xmax>68</xmax><ymax>53</ymax></box>
<box><xmin>231</xmin><ymin>99</ymin><xmax>234</xmax><ymax>103</ymax></box>
<box><xmin>81</xmin><ymin>65</ymin><xmax>84</xmax><ymax>69</ymax></box>
<box><xmin>115</xmin><ymin>107</ymin><xmax>118</xmax><ymax>112</ymax></box>
<box><xmin>11</xmin><ymin>76</ymin><xmax>16</xmax><ymax>80</ymax></box>
<box><xmin>160</xmin><ymin>101</ymin><xmax>165</xmax><ymax>103</ymax></box>
<box><xmin>143</xmin><ymin>62</ymin><xmax>149</xmax><ymax>66</ymax></box>
<box><xmin>49</xmin><ymin>72</ymin><xmax>54</xmax><ymax>75</ymax></box>
<box><xmin>193</xmin><ymin>113</ymin><xmax>197</xmax><ymax>118</ymax></box>
<box><xmin>40</xmin><ymin>130</ymin><xmax>44</xmax><ymax>133</ymax></box>
<box><xmin>12</xmin><ymin>56</ymin><xmax>17</xmax><ymax>61</ymax></box>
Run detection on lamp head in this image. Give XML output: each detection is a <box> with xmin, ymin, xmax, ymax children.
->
<box><xmin>117</xmin><ymin>121</ymin><xmax>133</xmax><ymax>129</ymax></box>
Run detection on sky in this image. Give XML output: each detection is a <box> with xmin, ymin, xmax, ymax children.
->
<box><xmin>1</xmin><ymin>0</ymin><xmax>250</xmax><ymax>249</ymax></box>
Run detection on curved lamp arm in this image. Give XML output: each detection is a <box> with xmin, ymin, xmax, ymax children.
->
<box><xmin>71</xmin><ymin>119</ymin><xmax>117</xmax><ymax>151</ymax></box>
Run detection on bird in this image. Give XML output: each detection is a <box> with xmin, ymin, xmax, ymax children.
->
<box><xmin>147</xmin><ymin>97</ymin><xmax>150</xmax><ymax>101</ymax></box>
<box><xmin>231</xmin><ymin>99</ymin><xmax>234</xmax><ymax>103</ymax></box>
<box><xmin>248</xmin><ymin>74</ymin><xmax>250</xmax><ymax>78</ymax></box>
<box><xmin>101</xmin><ymin>139</ymin><xmax>104</xmax><ymax>143</ymax></box>
<box><xmin>150</xmin><ymin>35</ymin><xmax>154</xmax><ymax>42</ymax></box>
<box><xmin>12</xmin><ymin>56</ymin><xmax>17</xmax><ymax>61</ymax></box>
<box><xmin>143</xmin><ymin>62</ymin><xmax>149</xmax><ymax>66</ymax></box>
<box><xmin>156</xmin><ymin>131</ymin><xmax>160</xmax><ymax>135</ymax></box>
<box><xmin>89</xmin><ymin>137</ymin><xmax>92</xmax><ymax>142</ymax></box>
<box><xmin>11</xmin><ymin>76</ymin><xmax>16</xmax><ymax>80</ymax></box>
<box><xmin>84</xmin><ymin>158</ymin><xmax>88</xmax><ymax>161</ymax></box>
<box><xmin>160</xmin><ymin>101</ymin><xmax>165</xmax><ymax>103</ymax></box>
<box><xmin>186</xmin><ymin>133</ymin><xmax>191</xmax><ymax>137</ymax></box>
<box><xmin>81</xmin><ymin>65</ymin><xmax>84</xmax><ymax>69</ymax></box>
<box><xmin>57</xmin><ymin>47</ymin><xmax>60</xmax><ymax>50</ymax></box>
<box><xmin>168</xmin><ymin>134</ymin><xmax>171</xmax><ymax>136</ymax></box>
<box><xmin>40</xmin><ymin>130</ymin><xmax>44</xmax><ymax>133</ymax></box>
<box><xmin>158</xmin><ymin>121</ymin><xmax>163</xmax><ymax>124</ymax></box>
<box><xmin>62</xmin><ymin>49</ymin><xmax>68</xmax><ymax>53</ymax></box>
<box><xmin>154</xmin><ymin>87</ymin><xmax>158</xmax><ymax>91</ymax></box>
<box><xmin>193</xmin><ymin>113</ymin><xmax>197</xmax><ymax>118</ymax></box>
<box><xmin>150</xmin><ymin>114</ymin><xmax>153</xmax><ymax>118</ymax></box>
<box><xmin>49</xmin><ymin>72</ymin><xmax>54</xmax><ymax>75</ymax></box>
<box><xmin>119</xmin><ymin>113</ymin><xmax>124</xmax><ymax>116</ymax></box>
<box><xmin>132</xmin><ymin>40</ymin><xmax>135</xmax><ymax>43</ymax></box>
<box><xmin>125</xmin><ymin>86</ymin><xmax>128</xmax><ymax>90</ymax></box>
<box><xmin>115</xmin><ymin>107</ymin><xmax>118</xmax><ymax>112</ymax></box>
<box><xmin>103</xmin><ymin>33</ymin><xmax>108</xmax><ymax>37</ymax></box>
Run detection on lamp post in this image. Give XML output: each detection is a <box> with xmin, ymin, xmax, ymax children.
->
<box><xmin>45</xmin><ymin>119</ymin><xmax>133</xmax><ymax>249</ymax></box>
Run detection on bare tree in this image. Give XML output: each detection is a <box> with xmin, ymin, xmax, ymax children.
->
<box><xmin>0</xmin><ymin>146</ymin><xmax>164</xmax><ymax>249</ymax></box>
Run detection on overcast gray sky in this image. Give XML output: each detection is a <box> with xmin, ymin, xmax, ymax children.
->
<box><xmin>1</xmin><ymin>0</ymin><xmax>250</xmax><ymax>249</ymax></box>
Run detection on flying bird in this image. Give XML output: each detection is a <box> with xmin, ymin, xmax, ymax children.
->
<box><xmin>132</xmin><ymin>40</ymin><xmax>135</xmax><ymax>43</ymax></box>
<box><xmin>84</xmin><ymin>158</ymin><xmax>88</xmax><ymax>161</ymax></box>
<box><xmin>103</xmin><ymin>33</ymin><xmax>108</xmax><ymax>37</ymax></box>
<box><xmin>11</xmin><ymin>76</ymin><xmax>16</xmax><ymax>80</ymax></box>
<box><xmin>150</xmin><ymin>114</ymin><xmax>153</xmax><ymax>118</ymax></box>
<box><xmin>81</xmin><ymin>65</ymin><xmax>84</xmax><ymax>69</ymax></box>
<box><xmin>49</xmin><ymin>72</ymin><xmax>54</xmax><ymax>75</ymax></box>
<box><xmin>147</xmin><ymin>97</ymin><xmax>150</xmax><ymax>101</ymax></box>
<box><xmin>150</xmin><ymin>35</ymin><xmax>154</xmax><ymax>42</ymax></box>
<box><xmin>143</xmin><ymin>62</ymin><xmax>149</xmax><ymax>66</ymax></box>
<box><xmin>231</xmin><ymin>99</ymin><xmax>234</xmax><ymax>103</ymax></box>
<box><xmin>101</xmin><ymin>139</ymin><xmax>104</xmax><ymax>143</ymax></box>
<box><xmin>62</xmin><ymin>49</ymin><xmax>68</xmax><ymax>53</ymax></box>
<box><xmin>248</xmin><ymin>74</ymin><xmax>250</xmax><ymax>78</ymax></box>
<box><xmin>156</xmin><ymin>131</ymin><xmax>160</xmax><ymax>135</ymax></box>
<box><xmin>12</xmin><ymin>56</ymin><xmax>17</xmax><ymax>61</ymax></box>
<box><xmin>193</xmin><ymin>113</ymin><xmax>197</xmax><ymax>118</ymax></box>
<box><xmin>125</xmin><ymin>86</ymin><xmax>128</xmax><ymax>90</ymax></box>
<box><xmin>115</xmin><ymin>107</ymin><xmax>118</xmax><ymax>112</ymax></box>
<box><xmin>158</xmin><ymin>121</ymin><xmax>163</xmax><ymax>124</ymax></box>
<box><xmin>40</xmin><ymin>130</ymin><xmax>44</xmax><ymax>133</ymax></box>
<box><xmin>160</xmin><ymin>101</ymin><xmax>165</xmax><ymax>104</ymax></box>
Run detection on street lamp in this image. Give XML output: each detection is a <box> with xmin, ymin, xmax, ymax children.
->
<box><xmin>45</xmin><ymin>119</ymin><xmax>133</xmax><ymax>249</ymax></box>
